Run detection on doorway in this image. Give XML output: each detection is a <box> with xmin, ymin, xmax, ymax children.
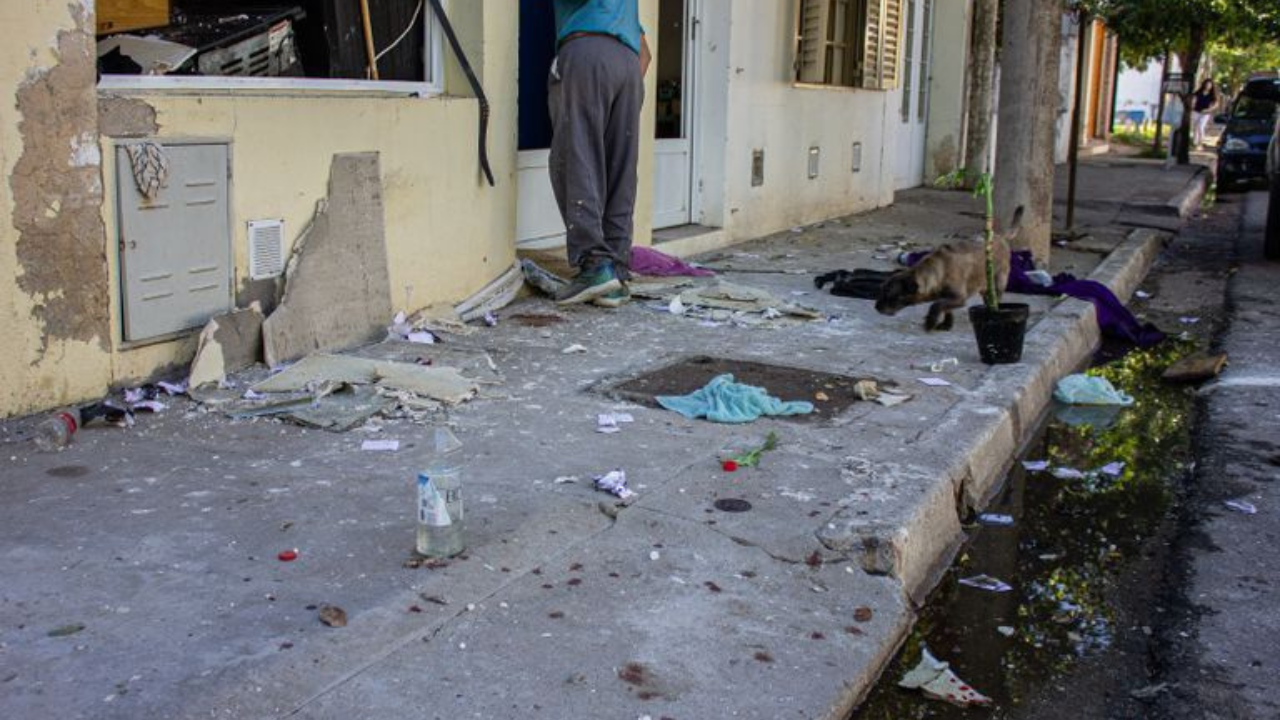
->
<box><xmin>516</xmin><ymin>0</ymin><xmax>702</xmax><ymax>247</ymax></box>
<box><xmin>893</xmin><ymin>0</ymin><xmax>932</xmax><ymax>190</ymax></box>
<box><xmin>652</xmin><ymin>0</ymin><xmax>696</xmax><ymax>229</ymax></box>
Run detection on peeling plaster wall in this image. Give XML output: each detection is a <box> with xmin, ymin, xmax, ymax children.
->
<box><xmin>1</xmin><ymin>2</ymin><xmax>113</xmax><ymax>418</ymax></box>
<box><xmin>1</xmin><ymin>2</ymin><xmax>519</xmax><ymax>418</ymax></box>
<box><xmin>714</xmin><ymin>0</ymin><xmax>898</xmax><ymax>241</ymax></box>
<box><xmin>100</xmin><ymin>3</ymin><xmax>519</xmax><ymax>392</ymax></box>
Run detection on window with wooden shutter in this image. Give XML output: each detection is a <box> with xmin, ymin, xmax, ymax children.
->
<box><xmin>795</xmin><ymin>0</ymin><xmax>903</xmax><ymax>90</ymax></box>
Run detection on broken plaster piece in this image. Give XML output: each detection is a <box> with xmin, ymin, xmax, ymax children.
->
<box><xmin>251</xmin><ymin>354</ymin><xmax>478</xmax><ymax>405</ymax></box>
<box><xmin>188</xmin><ymin>304</ymin><xmax>265</xmax><ymax>389</ymax></box>
<box><xmin>898</xmin><ymin>648</ymin><xmax>993</xmax><ymax>708</ymax></box>
<box><xmin>263</xmin><ymin>154</ymin><xmax>393</xmax><ymax>368</ymax></box>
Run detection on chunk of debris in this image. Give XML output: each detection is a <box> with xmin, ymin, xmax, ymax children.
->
<box><xmin>188</xmin><ymin>303</ymin><xmax>265</xmax><ymax>389</ymax></box>
<box><xmin>1162</xmin><ymin>352</ymin><xmax>1228</xmax><ymax>384</ymax></box>
<box><xmin>251</xmin><ymin>354</ymin><xmax>479</xmax><ymax>405</ymax></box>
<box><xmin>318</xmin><ymin>605</ymin><xmax>347</xmax><ymax>628</ymax></box>
<box><xmin>456</xmin><ymin>263</ymin><xmax>523</xmax><ymax>323</ymax></box>
<box><xmin>263</xmin><ymin>153</ymin><xmax>393</xmax><ymax>368</ymax></box>
<box><xmin>898</xmin><ymin>647</ymin><xmax>993</xmax><ymax>707</ymax></box>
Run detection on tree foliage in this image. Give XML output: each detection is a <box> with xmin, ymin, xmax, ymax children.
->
<box><xmin>1080</xmin><ymin>0</ymin><xmax>1279</xmax><ymax>162</ymax></box>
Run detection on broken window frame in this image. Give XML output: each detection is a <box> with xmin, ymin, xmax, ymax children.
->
<box><xmin>97</xmin><ymin>3</ymin><xmax>446</xmax><ymax>98</ymax></box>
<box><xmin>793</xmin><ymin>0</ymin><xmax>904</xmax><ymax>91</ymax></box>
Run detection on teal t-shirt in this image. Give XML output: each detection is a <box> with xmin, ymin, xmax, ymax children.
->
<box><xmin>552</xmin><ymin>0</ymin><xmax>643</xmax><ymax>55</ymax></box>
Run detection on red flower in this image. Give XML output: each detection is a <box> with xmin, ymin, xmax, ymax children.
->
<box><xmin>721</xmin><ymin>460</ymin><xmax>739</xmax><ymax>472</ymax></box>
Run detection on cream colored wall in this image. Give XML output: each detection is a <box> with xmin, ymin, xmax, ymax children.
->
<box><xmin>0</xmin><ymin>0</ymin><xmax>114</xmax><ymax>419</ymax></box>
<box><xmin>0</xmin><ymin>1</ymin><xmax>520</xmax><ymax>418</ymax></box>
<box><xmin>716</xmin><ymin>0</ymin><xmax>897</xmax><ymax>241</ymax></box>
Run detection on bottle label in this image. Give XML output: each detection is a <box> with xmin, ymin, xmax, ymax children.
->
<box><xmin>417</xmin><ymin>475</ymin><xmax>452</xmax><ymax>528</ymax></box>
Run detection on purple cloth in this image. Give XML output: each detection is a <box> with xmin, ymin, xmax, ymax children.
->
<box><xmin>1006</xmin><ymin>251</ymin><xmax>1165</xmax><ymax>348</ymax></box>
<box><xmin>902</xmin><ymin>249</ymin><xmax>1165</xmax><ymax>350</ymax></box>
<box><xmin>631</xmin><ymin>246</ymin><xmax>715</xmax><ymax>277</ymax></box>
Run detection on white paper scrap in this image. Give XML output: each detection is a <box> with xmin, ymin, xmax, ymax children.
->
<box><xmin>1022</xmin><ymin>460</ymin><xmax>1050</xmax><ymax>472</ymax></box>
<box><xmin>361</xmin><ymin>440</ymin><xmax>400</xmax><ymax>452</ymax></box>
<box><xmin>918</xmin><ymin>377</ymin><xmax>952</xmax><ymax>387</ymax></box>
<box><xmin>1099</xmin><ymin>461</ymin><xmax>1126</xmax><ymax>476</ymax></box>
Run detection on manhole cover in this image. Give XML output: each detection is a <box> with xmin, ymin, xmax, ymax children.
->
<box><xmin>605</xmin><ymin>356</ymin><xmax>878</xmax><ymax>421</ymax></box>
<box><xmin>714</xmin><ymin>498</ymin><xmax>753</xmax><ymax>513</ymax></box>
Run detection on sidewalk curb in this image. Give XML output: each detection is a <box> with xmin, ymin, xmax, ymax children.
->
<box><xmin>829</xmin><ymin>228</ymin><xmax>1167</xmax><ymax>712</ymax></box>
<box><xmin>1168</xmin><ymin>167</ymin><xmax>1209</xmax><ymax>219</ymax></box>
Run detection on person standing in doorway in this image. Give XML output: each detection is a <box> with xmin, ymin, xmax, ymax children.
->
<box><xmin>1191</xmin><ymin>78</ymin><xmax>1219</xmax><ymax>149</ymax></box>
<box><xmin>549</xmin><ymin>0</ymin><xmax>651</xmax><ymax>307</ymax></box>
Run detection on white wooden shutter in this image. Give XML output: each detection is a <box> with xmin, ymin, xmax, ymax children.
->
<box><xmin>881</xmin><ymin>0</ymin><xmax>904</xmax><ymax>89</ymax></box>
<box><xmin>862</xmin><ymin>0</ymin><xmax>904</xmax><ymax>90</ymax></box>
<box><xmin>797</xmin><ymin>0</ymin><xmax>830</xmax><ymax>83</ymax></box>
<box><xmin>862</xmin><ymin>0</ymin><xmax>884</xmax><ymax>88</ymax></box>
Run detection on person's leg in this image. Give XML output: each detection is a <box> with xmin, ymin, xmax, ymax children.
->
<box><xmin>548</xmin><ymin>38</ymin><xmax>623</xmax><ymax>303</ymax></box>
<box><xmin>600</xmin><ymin>41</ymin><xmax>644</xmax><ymax>282</ymax></box>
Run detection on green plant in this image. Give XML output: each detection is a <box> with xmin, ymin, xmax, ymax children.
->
<box><xmin>974</xmin><ymin>172</ymin><xmax>999</xmax><ymax>309</ymax></box>
<box><xmin>731</xmin><ymin>431</ymin><xmax>779</xmax><ymax>468</ymax></box>
<box><xmin>935</xmin><ymin>169</ymin><xmax>999</xmax><ymax>309</ymax></box>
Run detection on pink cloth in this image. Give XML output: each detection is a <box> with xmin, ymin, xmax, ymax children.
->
<box><xmin>631</xmin><ymin>246</ymin><xmax>715</xmax><ymax>277</ymax></box>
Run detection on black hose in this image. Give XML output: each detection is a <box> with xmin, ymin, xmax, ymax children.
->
<box><xmin>427</xmin><ymin>0</ymin><xmax>495</xmax><ymax>187</ymax></box>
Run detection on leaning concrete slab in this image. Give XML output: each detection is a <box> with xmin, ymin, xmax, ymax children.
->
<box><xmin>187</xmin><ymin>302</ymin><xmax>264</xmax><ymax>388</ymax></box>
<box><xmin>263</xmin><ymin>153</ymin><xmax>392</xmax><ymax>368</ymax></box>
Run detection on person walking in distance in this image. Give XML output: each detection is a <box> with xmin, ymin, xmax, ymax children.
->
<box><xmin>1191</xmin><ymin>78</ymin><xmax>1219</xmax><ymax>149</ymax></box>
<box><xmin>549</xmin><ymin>0</ymin><xmax>651</xmax><ymax>307</ymax></box>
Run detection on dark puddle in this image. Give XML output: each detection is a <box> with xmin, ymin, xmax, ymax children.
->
<box><xmin>852</xmin><ymin>340</ymin><xmax>1198</xmax><ymax>718</ymax></box>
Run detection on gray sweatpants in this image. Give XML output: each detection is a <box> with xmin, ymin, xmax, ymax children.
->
<box><xmin>548</xmin><ymin>35</ymin><xmax>642</xmax><ymax>278</ymax></box>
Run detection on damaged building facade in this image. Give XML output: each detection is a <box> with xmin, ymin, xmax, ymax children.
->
<box><xmin>1</xmin><ymin>0</ymin><xmax>979</xmax><ymax>419</ymax></box>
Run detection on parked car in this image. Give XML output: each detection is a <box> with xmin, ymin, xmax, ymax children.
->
<box><xmin>1216</xmin><ymin>76</ymin><xmax>1280</xmax><ymax>189</ymax></box>
<box><xmin>1266</xmin><ymin>112</ymin><xmax>1279</xmax><ymax>259</ymax></box>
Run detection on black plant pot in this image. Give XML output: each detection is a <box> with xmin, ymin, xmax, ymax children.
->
<box><xmin>969</xmin><ymin>303</ymin><xmax>1030</xmax><ymax>364</ymax></box>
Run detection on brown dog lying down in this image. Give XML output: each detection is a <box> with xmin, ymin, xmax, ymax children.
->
<box><xmin>875</xmin><ymin>235</ymin><xmax>1011</xmax><ymax>331</ymax></box>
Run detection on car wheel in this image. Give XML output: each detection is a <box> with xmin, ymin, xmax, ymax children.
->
<box><xmin>1216</xmin><ymin>168</ymin><xmax>1235</xmax><ymax>192</ymax></box>
<box><xmin>1265</xmin><ymin>174</ymin><xmax>1280</xmax><ymax>261</ymax></box>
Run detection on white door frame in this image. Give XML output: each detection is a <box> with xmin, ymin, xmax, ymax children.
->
<box><xmin>652</xmin><ymin>0</ymin><xmax>700</xmax><ymax>230</ymax></box>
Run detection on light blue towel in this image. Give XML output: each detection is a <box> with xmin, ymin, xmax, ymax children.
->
<box><xmin>656</xmin><ymin>374</ymin><xmax>815</xmax><ymax>423</ymax></box>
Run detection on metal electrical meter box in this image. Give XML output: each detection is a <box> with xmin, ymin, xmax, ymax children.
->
<box><xmin>116</xmin><ymin>142</ymin><xmax>233</xmax><ymax>342</ymax></box>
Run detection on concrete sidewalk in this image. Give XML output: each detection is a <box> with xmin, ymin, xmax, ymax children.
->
<box><xmin>0</xmin><ymin>157</ymin><xmax>1199</xmax><ymax>720</ymax></box>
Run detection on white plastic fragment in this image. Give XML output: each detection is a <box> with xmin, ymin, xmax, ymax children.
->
<box><xmin>668</xmin><ymin>297</ymin><xmax>687</xmax><ymax>316</ymax></box>
<box><xmin>1099</xmin><ymin>461</ymin><xmax>1126</xmax><ymax>476</ymax></box>
<box><xmin>958</xmin><ymin>574</ymin><xmax>1013</xmax><ymax>593</ymax></box>
<box><xmin>361</xmin><ymin>439</ymin><xmax>400</xmax><ymax>452</ymax></box>
<box><xmin>918</xmin><ymin>377</ymin><xmax>952</xmax><ymax>387</ymax></box>
<box><xmin>1224</xmin><ymin>499</ymin><xmax>1258</xmax><ymax>515</ymax></box>
<box><xmin>977</xmin><ymin>513</ymin><xmax>1015</xmax><ymax>527</ymax></box>
<box><xmin>1022</xmin><ymin>460</ymin><xmax>1050</xmax><ymax>471</ymax></box>
<box><xmin>1052</xmin><ymin>467</ymin><xmax>1086</xmax><ymax>480</ymax></box>
<box><xmin>898</xmin><ymin>647</ymin><xmax>993</xmax><ymax>707</ymax></box>
<box><xmin>562</xmin><ymin>344</ymin><xmax>588</xmax><ymax>355</ymax></box>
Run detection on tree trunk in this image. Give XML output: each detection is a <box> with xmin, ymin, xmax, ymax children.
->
<box><xmin>1176</xmin><ymin>24</ymin><xmax>1207</xmax><ymax>165</ymax></box>
<box><xmin>962</xmin><ymin>0</ymin><xmax>999</xmax><ymax>187</ymax></box>
<box><xmin>994</xmin><ymin>0</ymin><xmax>1063</xmax><ymax>261</ymax></box>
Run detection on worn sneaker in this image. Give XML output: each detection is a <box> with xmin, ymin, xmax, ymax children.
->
<box><xmin>592</xmin><ymin>284</ymin><xmax>631</xmax><ymax>308</ymax></box>
<box><xmin>555</xmin><ymin>261</ymin><xmax>622</xmax><ymax>305</ymax></box>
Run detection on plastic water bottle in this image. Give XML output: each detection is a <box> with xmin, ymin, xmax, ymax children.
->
<box><xmin>415</xmin><ymin>427</ymin><xmax>465</xmax><ymax>558</ymax></box>
<box><xmin>34</xmin><ymin>410</ymin><xmax>80</xmax><ymax>452</ymax></box>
